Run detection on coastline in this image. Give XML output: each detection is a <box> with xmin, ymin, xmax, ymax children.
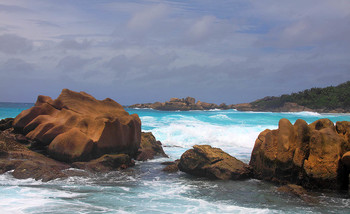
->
<box><xmin>1</xmin><ymin>100</ymin><xmax>350</xmax><ymax>213</ymax></box>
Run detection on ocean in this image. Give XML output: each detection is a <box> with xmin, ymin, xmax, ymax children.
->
<box><xmin>1</xmin><ymin>103</ymin><xmax>350</xmax><ymax>213</ymax></box>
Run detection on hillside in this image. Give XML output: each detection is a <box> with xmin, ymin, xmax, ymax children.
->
<box><xmin>234</xmin><ymin>81</ymin><xmax>350</xmax><ymax>113</ymax></box>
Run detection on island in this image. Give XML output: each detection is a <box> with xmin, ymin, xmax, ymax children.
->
<box><xmin>129</xmin><ymin>81</ymin><xmax>350</xmax><ymax>113</ymax></box>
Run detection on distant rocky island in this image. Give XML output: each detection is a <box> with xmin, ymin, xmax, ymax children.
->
<box><xmin>129</xmin><ymin>81</ymin><xmax>350</xmax><ymax>113</ymax></box>
<box><xmin>129</xmin><ymin>97</ymin><xmax>233</xmax><ymax>111</ymax></box>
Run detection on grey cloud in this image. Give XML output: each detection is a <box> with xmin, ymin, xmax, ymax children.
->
<box><xmin>58</xmin><ymin>39</ymin><xmax>91</xmax><ymax>50</ymax></box>
<box><xmin>0</xmin><ymin>0</ymin><xmax>349</xmax><ymax>105</ymax></box>
<box><xmin>57</xmin><ymin>56</ymin><xmax>96</xmax><ymax>72</ymax></box>
<box><xmin>257</xmin><ymin>16</ymin><xmax>350</xmax><ymax>50</ymax></box>
<box><xmin>31</xmin><ymin>20</ymin><xmax>61</xmax><ymax>28</ymax></box>
<box><xmin>0</xmin><ymin>4</ymin><xmax>32</xmax><ymax>13</ymax></box>
<box><xmin>1</xmin><ymin>58</ymin><xmax>34</xmax><ymax>74</ymax></box>
<box><xmin>105</xmin><ymin>51</ymin><xmax>177</xmax><ymax>74</ymax></box>
<box><xmin>0</xmin><ymin>34</ymin><xmax>33</xmax><ymax>54</ymax></box>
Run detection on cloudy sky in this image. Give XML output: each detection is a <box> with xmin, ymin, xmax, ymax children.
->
<box><xmin>0</xmin><ymin>0</ymin><xmax>349</xmax><ymax>104</ymax></box>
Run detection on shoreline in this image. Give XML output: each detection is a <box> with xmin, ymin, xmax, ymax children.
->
<box><xmin>127</xmin><ymin>106</ymin><xmax>350</xmax><ymax>114</ymax></box>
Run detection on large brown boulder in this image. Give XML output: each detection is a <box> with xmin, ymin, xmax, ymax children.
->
<box><xmin>12</xmin><ymin>89</ymin><xmax>141</xmax><ymax>162</ymax></box>
<box><xmin>136</xmin><ymin>132</ymin><xmax>168</xmax><ymax>161</ymax></box>
<box><xmin>178</xmin><ymin>145</ymin><xmax>251</xmax><ymax>180</ymax></box>
<box><xmin>250</xmin><ymin>118</ymin><xmax>350</xmax><ymax>190</ymax></box>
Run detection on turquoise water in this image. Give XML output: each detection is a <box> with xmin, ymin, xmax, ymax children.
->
<box><xmin>1</xmin><ymin>103</ymin><xmax>350</xmax><ymax>213</ymax></box>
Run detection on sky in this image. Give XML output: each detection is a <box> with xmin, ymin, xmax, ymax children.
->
<box><xmin>0</xmin><ymin>0</ymin><xmax>349</xmax><ymax>105</ymax></box>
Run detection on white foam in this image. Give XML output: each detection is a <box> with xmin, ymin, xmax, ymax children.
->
<box><xmin>140</xmin><ymin>112</ymin><xmax>276</xmax><ymax>159</ymax></box>
<box><xmin>0</xmin><ymin>174</ymin><xmax>86</xmax><ymax>214</ymax></box>
<box><xmin>119</xmin><ymin>187</ymin><xmax>130</xmax><ymax>192</ymax></box>
<box><xmin>207</xmin><ymin>108</ymin><xmax>222</xmax><ymax>111</ymax></box>
<box><xmin>209</xmin><ymin>114</ymin><xmax>232</xmax><ymax>120</ymax></box>
<box><xmin>285</xmin><ymin>111</ymin><xmax>321</xmax><ymax>117</ymax></box>
<box><xmin>151</xmin><ymin>120</ymin><xmax>270</xmax><ymax>150</ymax></box>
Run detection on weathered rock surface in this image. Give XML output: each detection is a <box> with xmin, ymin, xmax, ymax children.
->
<box><xmin>178</xmin><ymin>145</ymin><xmax>251</xmax><ymax>180</ymax></box>
<box><xmin>136</xmin><ymin>132</ymin><xmax>168</xmax><ymax>161</ymax></box>
<box><xmin>0</xmin><ymin>130</ymin><xmax>70</xmax><ymax>181</ymax></box>
<box><xmin>12</xmin><ymin>89</ymin><xmax>141</xmax><ymax>162</ymax></box>
<box><xmin>72</xmin><ymin>154</ymin><xmax>134</xmax><ymax>172</ymax></box>
<box><xmin>129</xmin><ymin>97</ymin><xmax>229</xmax><ymax>111</ymax></box>
<box><xmin>162</xmin><ymin>160</ymin><xmax>180</xmax><ymax>173</ymax></box>
<box><xmin>250</xmin><ymin>118</ymin><xmax>350</xmax><ymax>190</ymax></box>
<box><xmin>0</xmin><ymin>126</ymin><xmax>138</xmax><ymax>181</ymax></box>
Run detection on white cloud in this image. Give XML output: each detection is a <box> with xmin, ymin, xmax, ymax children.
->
<box><xmin>127</xmin><ymin>4</ymin><xmax>169</xmax><ymax>31</ymax></box>
<box><xmin>187</xmin><ymin>16</ymin><xmax>215</xmax><ymax>39</ymax></box>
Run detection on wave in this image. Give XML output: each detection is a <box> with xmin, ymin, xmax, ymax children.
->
<box><xmin>140</xmin><ymin>113</ymin><xmax>275</xmax><ymax>161</ymax></box>
<box><xmin>285</xmin><ymin>111</ymin><xmax>321</xmax><ymax>117</ymax></box>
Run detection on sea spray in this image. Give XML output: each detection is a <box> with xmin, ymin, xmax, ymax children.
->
<box><xmin>1</xmin><ymin>104</ymin><xmax>350</xmax><ymax>213</ymax></box>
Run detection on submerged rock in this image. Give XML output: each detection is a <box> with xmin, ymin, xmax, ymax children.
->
<box><xmin>136</xmin><ymin>132</ymin><xmax>168</xmax><ymax>161</ymax></box>
<box><xmin>12</xmin><ymin>89</ymin><xmax>141</xmax><ymax>162</ymax></box>
<box><xmin>250</xmin><ymin>118</ymin><xmax>350</xmax><ymax>190</ymax></box>
<box><xmin>178</xmin><ymin>145</ymin><xmax>251</xmax><ymax>180</ymax></box>
<box><xmin>277</xmin><ymin>184</ymin><xmax>317</xmax><ymax>203</ymax></box>
<box><xmin>72</xmin><ymin>154</ymin><xmax>134</xmax><ymax>172</ymax></box>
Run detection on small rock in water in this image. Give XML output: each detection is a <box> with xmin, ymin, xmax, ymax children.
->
<box><xmin>136</xmin><ymin>132</ymin><xmax>168</xmax><ymax>161</ymax></box>
<box><xmin>162</xmin><ymin>160</ymin><xmax>179</xmax><ymax>173</ymax></box>
<box><xmin>178</xmin><ymin>145</ymin><xmax>251</xmax><ymax>180</ymax></box>
<box><xmin>277</xmin><ymin>184</ymin><xmax>318</xmax><ymax>204</ymax></box>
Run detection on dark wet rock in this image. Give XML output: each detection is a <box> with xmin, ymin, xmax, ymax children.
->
<box><xmin>178</xmin><ymin>145</ymin><xmax>251</xmax><ymax>180</ymax></box>
<box><xmin>277</xmin><ymin>184</ymin><xmax>318</xmax><ymax>203</ymax></box>
<box><xmin>0</xmin><ymin>118</ymin><xmax>13</xmax><ymax>131</ymax></box>
<box><xmin>162</xmin><ymin>160</ymin><xmax>179</xmax><ymax>173</ymax></box>
<box><xmin>72</xmin><ymin>154</ymin><xmax>134</xmax><ymax>172</ymax></box>
<box><xmin>341</xmin><ymin>151</ymin><xmax>350</xmax><ymax>168</ymax></box>
<box><xmin>136</xmin><ymin>132</ymin><xmax>168</xmax><ymax>161</ymax></box>
<box><xmin>0</xmin><ymin>131</ymin><xmax>70</xmax><ymax>181</ymax></box>
<box><xmin>250</xmin><ymin>118</ymin><xmax>350</xmax><ymax>190</ymax></box>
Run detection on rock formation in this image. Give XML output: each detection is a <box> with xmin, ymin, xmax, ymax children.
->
<box><xmin>178</xmin><ymin>145</ymin><xmax>251</xmax><ymax>180</ymax></box>
<box><xmin>12</xmin><ymin>89</ymin><xmax>141</xmax><ymax>162</ymax></box>
<box><xmin>0</xmin><ymin>129</ymin><xmax>70</xmax><ymax>181</ymax></box>
<box><xmin>0</xmin><ymin>128</ymin><xmax>137</xmax><ymax>181</ymax></box>
<box><xmin>136</xmin><ymin>132</ymin><xmax>168</xmax><ymax>161</ymax></box>
<box><xmin>129</xmin><ymin>97</ymin><xmax>229</xmax><ymax>111</ymax></box>
<box><xmin>250</xmin><ymin>118</ymin><xmax>350</xmax><ymax>190</ymax></box>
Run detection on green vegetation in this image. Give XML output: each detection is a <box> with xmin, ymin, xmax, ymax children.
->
<box><xmin>251</xmin><ymin>81</ymin><xmax>350</xmax><ymax>111</ymax></box>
